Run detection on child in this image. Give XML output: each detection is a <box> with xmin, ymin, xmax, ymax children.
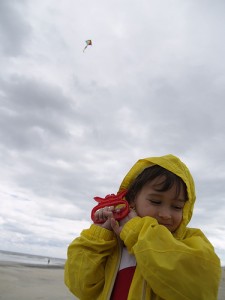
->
<box><xmin>64</xmin><ymin>154</ymin><xmax>221</xmax><ymax>300</ymax></box>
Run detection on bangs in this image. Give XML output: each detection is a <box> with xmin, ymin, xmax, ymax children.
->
<box><xmin>126</xmin><ymin>165</ymin><xmax>188</xmax><ymax>202</ymax></box>
<box><xmin>153</xmin><ymin>173</ymin><xmax>187</xmax><ymax>200</ymax></box>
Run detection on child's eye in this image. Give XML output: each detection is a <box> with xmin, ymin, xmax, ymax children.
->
<box><xmin>173</xmin><ymin>206</ymin><xmax>183</xmax><ymax>210</ymax></box>
<box><xmin>150</xmin><ymin>200</ymin><xmax>161</xmax><ymax>205</ymax></box>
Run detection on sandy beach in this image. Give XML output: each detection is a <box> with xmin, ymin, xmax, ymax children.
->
<box><xmin>0</xmin><ymin>261</ymin><xmax>76</xmax><ymax>300</ymax></box>
<box><xmin>0</xmin><ymin>261</ymin><xmax>224</xmax><ymax>300</ymax></box>
<box><xmin>219</xmin><ymin>267</ymin><xmax>225</xmax><ymax>300</ymax></box>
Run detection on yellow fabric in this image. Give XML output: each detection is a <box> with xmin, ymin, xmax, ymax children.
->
<box><xmin>64</xmin><ymin>154</ymin><xmax>221</xmax><ymax>299</ymax></box>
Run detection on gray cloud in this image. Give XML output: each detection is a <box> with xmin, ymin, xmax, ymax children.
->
<box><xmin>0</xmin><ymin>0</ymin><xmax>31</xmax><ymax>56</ymax></box>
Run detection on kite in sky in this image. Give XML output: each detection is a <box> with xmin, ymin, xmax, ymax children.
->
<box><xmin>83</xmin><ymin>40</ymin><xmax>92</xmax><ymax>52</ymax></box>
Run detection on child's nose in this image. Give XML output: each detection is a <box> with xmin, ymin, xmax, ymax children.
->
<box><xmin>158</xmin><ymin>207</ymin><xmax>171</xmax><ymax>219</ymax></box>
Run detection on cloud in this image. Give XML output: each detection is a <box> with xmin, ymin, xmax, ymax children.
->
<box><xmin>0</xmin><ymin>0</ymin><xmax>31</xmax><ymax>56</ymax></box>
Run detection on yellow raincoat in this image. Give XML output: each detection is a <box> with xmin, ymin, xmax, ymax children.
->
<box><xmin>65</xmin><ymin>154</ymin><xmax>221</xmax><ymax>299</ymax></box>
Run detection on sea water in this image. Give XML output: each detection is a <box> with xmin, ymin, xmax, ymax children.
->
<box><xmin>0</xmin><ymin>250</ymin><xmax>65</xmax><ymax>266</ymax></box>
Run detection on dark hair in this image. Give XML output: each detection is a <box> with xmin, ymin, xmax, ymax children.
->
<box><xmin>125</xmin><ymin>165</ymin><xmax>188</xmax><ymax>203</ymax></box>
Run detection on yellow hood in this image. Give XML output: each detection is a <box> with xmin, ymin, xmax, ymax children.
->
<box><xmin>119</xmin><ymin>154</ymin><xmax>196</xmax><ymax>239</ymax></box>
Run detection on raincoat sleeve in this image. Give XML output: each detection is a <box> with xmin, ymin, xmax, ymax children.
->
<box><xmin>64</xmin><ymin>224</ymin><xmax>117</xmax><ymax>299</ymax></box>
<box><xmin>120</xmin><ymin>216</ymin><xmax>221</xmax><ymax>300</ymax></box>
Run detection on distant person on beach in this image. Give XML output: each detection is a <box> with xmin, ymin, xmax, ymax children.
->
<box><xmin>64</xmin><ymin>154</ymin><xmax>221</xmax><ymax>299</ymax></box>
<box><xmin>48</xmin><ymin>258</ymin><xmax>50</xmax><ymax>265</ymax></box>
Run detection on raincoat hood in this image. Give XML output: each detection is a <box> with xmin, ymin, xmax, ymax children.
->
<box><xmin>119</xmin><ymin>154</ymin><xmax>196</xmax><ymax>239</ymax></box>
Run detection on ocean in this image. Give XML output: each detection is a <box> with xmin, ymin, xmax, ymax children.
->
<box><xmin>0</xmin><ymin>249</ymin><xmax>66</xmax><ymax>266</ymax></box>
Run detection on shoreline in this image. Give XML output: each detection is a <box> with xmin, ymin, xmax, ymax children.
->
<box><xmin>0</xmin><ymin>260</ymin><xmax>64</xmax><ymax>269</ymax></box>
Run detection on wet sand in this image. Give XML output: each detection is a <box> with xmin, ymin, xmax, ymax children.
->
<box><xmin>0</xmin><ymin>261</ymin><xmax>224</xmax><ymax>300</ymax></box>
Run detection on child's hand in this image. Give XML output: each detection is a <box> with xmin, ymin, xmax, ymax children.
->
<box><xmin>91</xmin><ymin>190</ymin><xmax>129</xmax><ymax>224</ymax></box>
<box><xmin>93</xmin><ymin>206</ymin><xmax>114</xmax><ymax>230</ymax></box>
<box><xmin>111</xmin><ymin>209</ymin><xmax>137</xmax><ymax>236</ymax></box>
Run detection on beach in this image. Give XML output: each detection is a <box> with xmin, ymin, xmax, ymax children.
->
<box><xmin>0</xmin><ymin>261</ymin><xmax>224</xmax><ymax>300</ymax></box>
<box><xmin>219</xmin><ymin>266</ymin><xmax>225</xmax><ymax>300</ymax></box>
<box><xmin>0</xmin><ymin>261</ymin><xmax>76</xmax><ymax>300</ymax></box>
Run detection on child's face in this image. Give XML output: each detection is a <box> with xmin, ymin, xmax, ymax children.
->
<box><xmin>132</xmin><ymin>176</ymin><xmax>186</xmax><ymax>232</ymax></box>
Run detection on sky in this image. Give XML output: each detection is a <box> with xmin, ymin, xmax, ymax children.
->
<box><xmin>0</xmin><ymin>0</ymin><xmax>225</xmax><ymax>265</ymax></box>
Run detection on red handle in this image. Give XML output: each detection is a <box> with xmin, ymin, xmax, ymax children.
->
<box><xmin>91</xmin><ymin>190</ymin><xmax>129</xmax><ymax>223</ymax></box>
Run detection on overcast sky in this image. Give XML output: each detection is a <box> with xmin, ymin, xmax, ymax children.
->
<box><xmin>0</xmin><ymin>0</ymin><xmax>225</xmax><ymax>265</ymax></box>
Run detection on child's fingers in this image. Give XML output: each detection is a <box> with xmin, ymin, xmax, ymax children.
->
<box><xmin>111</xmin><ymin>218</ymin><xmax>121</xmax><ymax>235</ymax></box>
<box><xmin>93</xmin><ymin>207</ymin><xmax>115</xmax><ymax>230</ymax></box>
<box><xmin>94</xmin><ymin>206</ymin><xmax>114</xmax><ymax>222</ymax></box>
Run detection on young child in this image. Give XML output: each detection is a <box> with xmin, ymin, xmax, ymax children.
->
<box><xmin>64</xmin><ymin>154</ymin><xmax>221</xmax><ymax>300</ymax></box>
